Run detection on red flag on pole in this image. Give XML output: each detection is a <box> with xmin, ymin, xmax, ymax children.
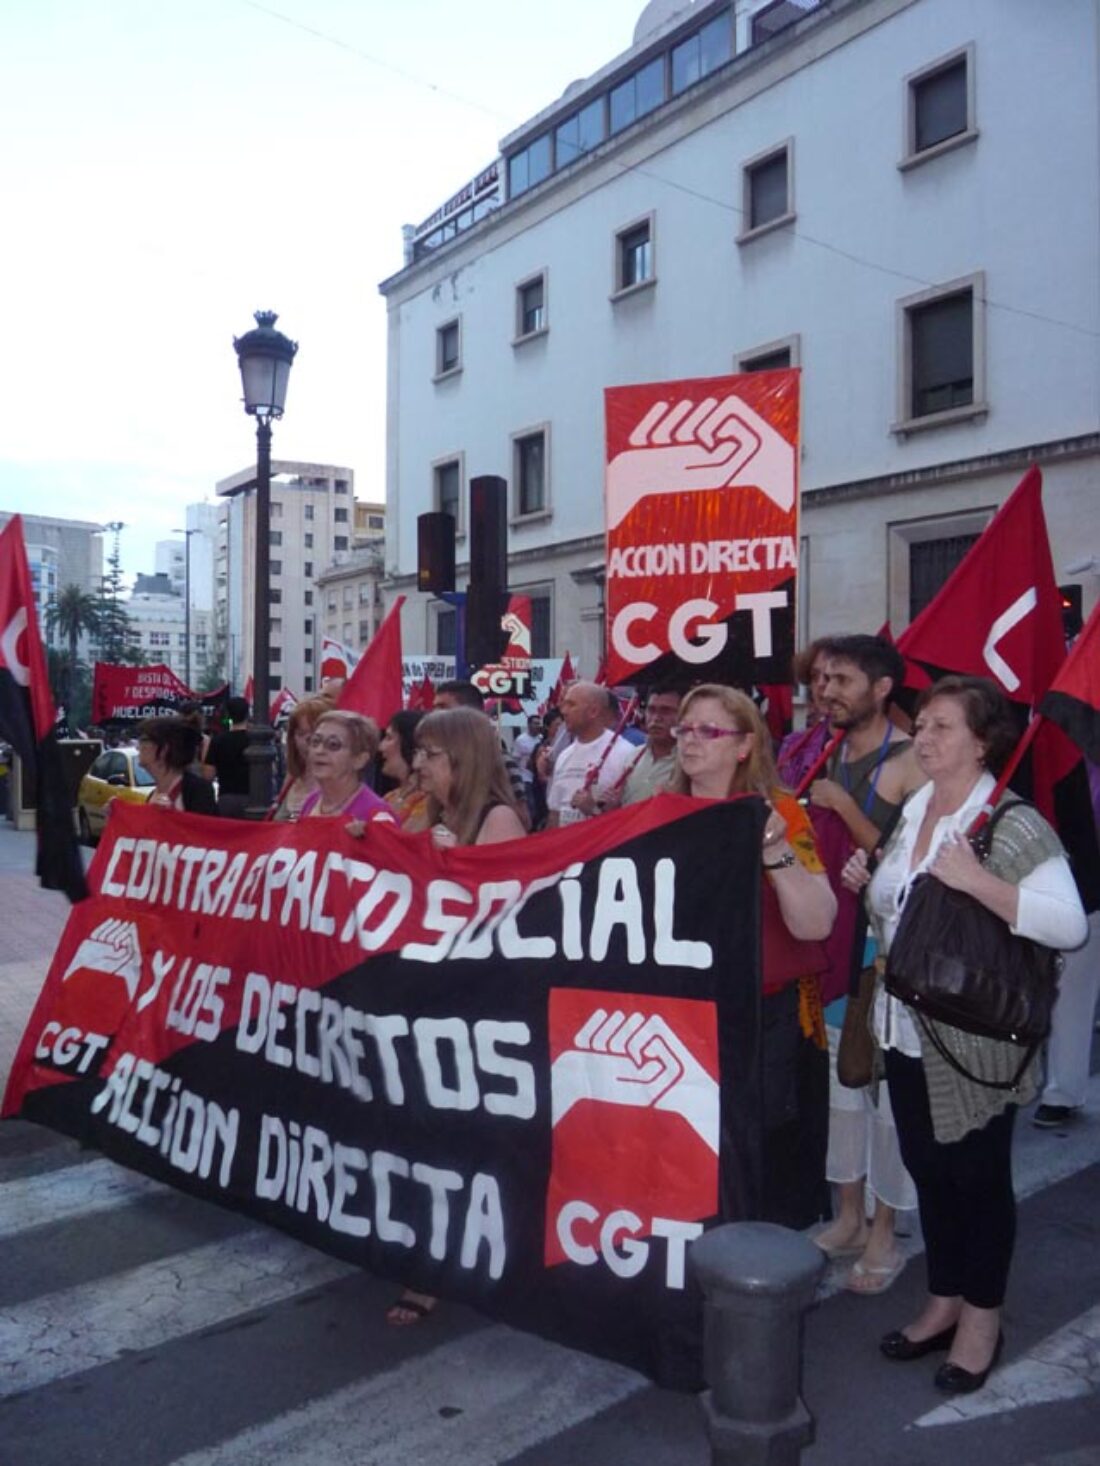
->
<box><xmin>337</xmin><ymin>597</ymin><xmax>406</xmax><ymax>727</ymax></box>
<box><xmin>896</xmin><ymin>467</ymin><xmax>1065</xmax><ymax>706</ymax></box>
<box><xmin>0</xmin><ymin>517</ymin><xmax>86</xmax><ymax>901</ymax></box>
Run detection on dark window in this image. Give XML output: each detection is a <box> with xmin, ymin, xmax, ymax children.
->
<box><xmin>304</xmin><ymin>590</ymin><xmax>313</xmax><ymax>606</ymax></box>
<box><xmin>334</xmin><ymin>536</ymin><xmax>348</xmax><ymax>551</ymax></box>
<box><xmin>270</xmin><ymin>589</ymin><xmax>282</xmax><ymax>604</ymax></box>
<box><xmin>270</xmin><ymin>675</ymin><xmax>281</xmax><ymax>689</ymax></box>
<box><xmin>910</xmin><ymin>291</ymin><xmax>973</xmax><ymax>418</ymax></box>
<box><xmin>516</xmin><ymin>432</ymin><xmax>546</xmax><ymax>516</ymax></box>
<box><xmin>741</xmin><ymin>346</ymin><xmax>792</xmax><ymax>372</ymax></box>
<box><xmin>530</xmin><ymin>592</ymin><xmax>552</xmax><ymax>658</ymax></box>
<box><xmin>304</xmin><ymin>561</ymin><xmax>313</xmax><ymax>577</ymax></box>
<box><xmin>334</xmin><ymin>481</ymin><xmax>349</xmax><ymax>494</ymax></box>
<box><xmin>334</xmin><ymin>507</ymin><xmax>348</xmax><ymax>523</ymax></box>
<box><xmin>618</xmin><ymin>222</ymin><xmax>652</xmax><ymax>289</ymax></box>
<box><xmin>913</xmin><ymin>58</ymin><xmax>968</xmax><ymax>152</ymax></box>
<box><xmin>437</xmin><ymin>321</ymin><xmax>460</xmax><ymax>374</ymax></box>
<box><xmin>270</xmin><ymin>560</ymin><xmax>282</xmax><ymax>576</ymax></box>
<box><xmin>305</xmin><ymin>675</ymin><xmax>313</xmax><ymax>691</ymax></box>
<box><xmin>269</xmin><ymin>530</ymin><xmax>282</xmax><ymax>546</ymax></box>
<box><xmin>437</xmin><ymin>607</ymin><xmax>457</xmax><ymax>656</ymax></box>
<box><xmin>359</xmin><ymin>620</ymin><xmax>371</xmax><ymax>642</ymax></box>
<box><xmin>555</xmin><ymin>98</ymin><xmax>605</xmax><ymax>166</ymax></box>
<box><xmin>436</xmin><ymin>460</ymin><xmax>461</xmax><ymax>522</ymax></box>
<box><xmin>508</xmin><ymin>133</ymin><xmax>552</xmax><ymax>197</ymax></box>
<box><xmin>305</xmin><ymin>504</ymin><xmax>314</xmax><ymax>521</ymax></box>
<box><xmin>304</xmin><ymin>618</ymin><xmax>313</xmax><ymax>634</ymax></box>
<box><xmin>270</xmin><ymin>647</ymin><xmax>281</xmax><ymax>663</ymax></box>
<box><xmin>672</xmin><ymin>14</ymin><xmax>732</xmax><ymax>95</ymax></box>
<box><xmin>518</xmin><ymin>277</ymin><xmax>545</xmax><ymax>336</ymax></box>
<box><xmin>609</xmin><ymin>57</ymin><xmax>664</xmax><ymax>134</ymax></box>
<box><xmin>304</xmin><ymin>647</ymin><xmax>313</xmax><ymax>663</ymax></box>
<box><xmin>909</xmin><ymin>534</ymin><xmax>980</xmax><ymax>620</ymax></box>
<box><xmin>305</xmin><ymin>533</ymin><xmax>313</xmax><ymax>548</ymax></box>
<box><xmin>748</xmin><ymin>150</ymin><xmax>789</xmax><ymax>230</ymax></box>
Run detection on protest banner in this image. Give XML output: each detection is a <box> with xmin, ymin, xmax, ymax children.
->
<box><xmin>604</xmin><ymin>369</ymin><xmax>800</xmax><ymax>688</ymax></box>
<box><xmin>91</xmin><ymin>663</ymin><xmax>228</xmax><ymax>723</ymax></box>
<box><xmin>4</xmin><ymin>794</ymin><xmax>765</xmax><ymax>1388</ymax></box>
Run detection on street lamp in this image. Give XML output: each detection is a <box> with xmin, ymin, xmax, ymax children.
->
<box><xmin>172</xmin><ymin>527</ymin><xmax>196</xmax><ymax>688</ymax></box>
<box><xmin>232</xmin><ymin>309</ymin><xmax>298</xmax><ymax>815</ymax></box>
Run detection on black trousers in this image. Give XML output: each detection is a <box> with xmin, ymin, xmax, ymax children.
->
<box><xmin>885</xmin><ymin>1049</ymin><xmax>1017</xmax><ymax>1309</ymax></box>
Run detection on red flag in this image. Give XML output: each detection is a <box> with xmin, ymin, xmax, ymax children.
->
<box><xmin>243</xmin><ymin>674</ymin><xmax>255</xmax><ymax>707</ymax></box>
<box><xmin>405</xmin><ymin>673</ymin><xmax>435</xmax><ymax>712</ymax></box>
<box><xmin>337</xmin><ymin>596</ymin><xmax>405</xmax><ymax>727</ymax></box>
<box><xmin>0</xmin><ymin>517</ymin><xmax>86</xmax><ymax>900</ymax></box>
<box><xmin>269</xmin><ymin>687</ymin><xmax>297</xmax><ymax>723</ymax></box>
<box><xmin>1041</xmin><ymin>600</ymin><xmax>1100</xmax><ymax>764</ymax></box>
<box><xmin>896</xmin><ymin>467</ymin><xmax>1064</xmax><ymax>706</ymax></box>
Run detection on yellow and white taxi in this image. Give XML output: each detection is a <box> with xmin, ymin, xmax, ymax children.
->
<box><xmin>76</xmin><ymin>746</ymin><xmax>155</xmax><ymax>843</ymax></box>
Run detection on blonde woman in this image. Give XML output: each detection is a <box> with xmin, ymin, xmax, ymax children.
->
<box><xmin>670</xmin><ymin>683</ymin><xmax>836</xmax><ymax>1226</ymax></box>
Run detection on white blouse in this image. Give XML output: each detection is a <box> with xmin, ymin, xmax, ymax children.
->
<box><xmin>868</xmin><ymin>772</ymin><xmax>1087</xmax><ymax>1056</ymax></box>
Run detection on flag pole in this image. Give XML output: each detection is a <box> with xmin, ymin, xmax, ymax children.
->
<box><xmin>793</xmin><ymin>728</ymin><xmax>846</xmax><ymax>799</ymax></box>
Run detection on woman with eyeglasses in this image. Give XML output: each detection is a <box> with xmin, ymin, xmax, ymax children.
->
<box><xmin>384</xmin><ymin>706</ymin><xmax>525</xmax><ymax>1328</ymax></box>
<box><xmin>670</xmin><ymin>683</ymin><xmax>837</xmax><ymax>1226</ymax></box>
<box><xmin>297</xmin><ymin>710</ymin><xmax>396</xmax><ymax>826</ymax></box>
<box><xmin>269</xmin><ymin>696</ymin><xmax>331</xmax><ymax>822</ymax></box>
<box><xmin>379</xmin><ymin>709</ymin><xmax>431</xmax><ymax>832</ymax></box>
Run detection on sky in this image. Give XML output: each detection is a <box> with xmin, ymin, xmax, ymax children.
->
<box><xmin>0</xmin><ymin>0</ymin><xmax>655</xmax><ymax>583</ymax></box>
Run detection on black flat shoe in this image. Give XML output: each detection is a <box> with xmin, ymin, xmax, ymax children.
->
<box><xmin>880</xmin><ymin>1324</ymin><xmax>957</xmax><ymax>1361</ymax></box>
<box><xmin>934</xmin><ymin>1332</ymin><xmax>1004</xmax><ymax>1394</ymax></box>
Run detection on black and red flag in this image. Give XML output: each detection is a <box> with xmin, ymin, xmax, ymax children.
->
<box><xmin>0</xmin><ymin>516</ymin><xmax>87</xmax><ymax>902</ymax></box>
<box><xmin>1041</xmin><ymin>597</ymin><xmax>1100</xmax><ymax>764</ymax></box>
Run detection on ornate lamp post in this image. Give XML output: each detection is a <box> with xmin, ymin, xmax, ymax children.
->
<box><xmin>232</xmin><ymin>309</ymin><xmax>298</xmax><ymax>816</ymax></box>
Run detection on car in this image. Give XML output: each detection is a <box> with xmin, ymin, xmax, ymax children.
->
<box><xmin>76</xmin><ymin>746</ymin><xmax>155</xmax><ymax>843</ymax></box>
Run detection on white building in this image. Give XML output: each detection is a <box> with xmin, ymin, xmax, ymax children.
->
<box><xmin>0</xmin><ymin>512</ymin><xmax>104</xmax><ymax>643</ymax></box>
<box><xmin>126</xmin><ymin>573</ymin><xmax>213</xmax><ymax>683</ymax></box>
<box><xmin>216</xmin><ymin>461</ymin><xmax>355</xmax><ymax>698</ymax></box>
<box><xmin>379</xmin><ymin>0</ymin><xmax>1100</xmax><ymax>673</ymax></box>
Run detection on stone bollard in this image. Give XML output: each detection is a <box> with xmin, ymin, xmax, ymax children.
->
<box><xmin>691</xmin><ymin>1222</ymin><xmax>825</xmax><ymax>1466</ymax></box>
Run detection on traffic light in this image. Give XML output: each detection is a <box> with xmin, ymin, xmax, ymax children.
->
<box><xmin>465</xmin><ymin>583</ymin><xmax>510</xmax><ymax>670</ymax></box>
<box><xmin>417</xmin><ymin>512</ymin><xmax>456</xmax><ymax>593</ymax></box>
<box><xmin>1059</xmin><ymin>584</ymin><xmax>1083</xmax><ymax>640</ymax></box>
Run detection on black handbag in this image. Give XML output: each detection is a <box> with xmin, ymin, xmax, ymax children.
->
<box><xmin>884</xmin><ymin>800</ymin><xmax>1061</xmax><ymax>1089</ymax></box>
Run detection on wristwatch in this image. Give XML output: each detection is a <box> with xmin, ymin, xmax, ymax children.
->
<box><xmin>763</xmin><ymin>851</ymin><xmax>797</xmax><ymax>871</ymax></box>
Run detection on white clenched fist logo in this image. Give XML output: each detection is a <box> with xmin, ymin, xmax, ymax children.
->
<box><xmin>550</xmin><ymin>1007</ymin><xmax>719</xmax><ymax>1154</ymax></box>
<box><xmin>62</xmin><ymin>918</ymin><xmax>143</xmax><ymax>1002</ymax></box>
<box><xmin>606</xmin><ymin>394</ymin><xmax>795</xmax><ymax>530</ymax></box>
<box><xmin>501</xmin><ymin>610</ymin><xmax>531</xmax><ymax>655</ymax></box>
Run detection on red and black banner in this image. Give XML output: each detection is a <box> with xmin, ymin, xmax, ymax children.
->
<box><xmin>0</xmin><ymin>516</ymin><xmax>86</xmax><ymax>901</ymax></box>
<box><xmin>92</xmin><ymin>663</ymin><xmax>228</xmax><ymax>723</ymax></box>
<box><xmin>4</xmin><ymin>795</ymin><xmax>765</xmax><ymax>1388</ymax></box>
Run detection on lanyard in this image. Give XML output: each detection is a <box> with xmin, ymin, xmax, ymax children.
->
<box><xmin>840</xmin><ymin>724</ymin><xmax>893</xmax><ymax>816</ymax></box>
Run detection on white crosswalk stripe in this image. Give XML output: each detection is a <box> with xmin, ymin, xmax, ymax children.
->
<box><xmin>165</xmin><ymin>1326</ymin><xmax>644</xmax><ymax>1466</ymax></box>
<box><xmin>0</xmin><ymin>1226</ymin><xmax>354</xmax><ymax>1398</ymax></box>
<box><xmin>0</xmin><ymin>1154</ymin><xmax>164</xmax><ymax>1238</ymax></box>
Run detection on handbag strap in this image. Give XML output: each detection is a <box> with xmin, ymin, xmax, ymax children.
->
<box><xmin>912</xmin><ymin>1007</ymin><xmax>1038</xmax><ymax>1092</ymax></box>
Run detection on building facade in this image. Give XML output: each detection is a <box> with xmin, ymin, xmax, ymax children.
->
<box><xmin>379</xmin><ymin>0</ymin><xmax>1100</xmax><ymax>673</ymax></box>
<box><xmin>125</xmin><ymin>573</ymin><xmax>214</xmax><ymax>683</ymax></box>
<box><xmin>215</xmin><ymin>461</ymin><xmax>356</xmax><ymax>698</ymax></box>
<box><xmin>0</xmin><ymin>512</ymin><xmax>105</xmax><ymax>642</ymax></box>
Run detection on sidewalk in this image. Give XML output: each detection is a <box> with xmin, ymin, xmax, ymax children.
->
<box><xmin>0</xmin><ymin>821</ymin><xmax>81</xmax><ymax>1093</ymax></box>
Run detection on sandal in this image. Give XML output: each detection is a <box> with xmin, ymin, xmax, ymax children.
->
<box><xmin>845</xmin><ymin>1254</ymin><xmax>906</xmax><ymax>1295</ymax></box>
<box><xmin>385</xmin><ymin>1291</ymin><xmax>438</xmax><ymax>1327</ymax></box>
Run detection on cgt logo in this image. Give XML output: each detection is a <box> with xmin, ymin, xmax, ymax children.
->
<box><xmin>544</xmin><ymin>990</ymin><xmax>719</xmax><ymax>1288</ymax></box>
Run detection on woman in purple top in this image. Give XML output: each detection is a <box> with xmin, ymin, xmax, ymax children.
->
<box><xmin>298</xmin><ymin>710</ymin><xmax>396</xmax><ymax>827</ymax></box>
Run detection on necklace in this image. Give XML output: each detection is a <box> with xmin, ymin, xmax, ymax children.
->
<box><xmin>317</xmin><ymin>786</ymin><xmax>357</xmax><ymax>815</ymax></box>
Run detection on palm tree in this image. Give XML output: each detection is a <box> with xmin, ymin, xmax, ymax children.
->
<box><xmin>47</xmin><ymin>585</ymin><xmax>100</xmax><ymax>717</ymax></box>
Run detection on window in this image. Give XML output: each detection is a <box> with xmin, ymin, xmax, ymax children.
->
<box><xmin>305</xmin><ymin>675</ymin><xmax>313</xmax><ymax>692</ymax></box>
<box><xmin>359</xmin><ymin>584</ymin><xmax>372</xmax><ymax>605</ymax></box>
<box><xmin>895</xmin><ymin>273</ymin><xmax>986</xmax><ymax>432</ymax></box>
<box><xmin>178</xmin><ymin>634</ymin><xmax>186</xmax><ymax>647</ymax></box>
<box><xmin>335</xmin><ymin>480</ymin><xmax>349</xmax><ymax>494</ymax></box>
<box><xmin>195</xmin><ymin>635</ymin><xmax>207</xmax><ymax>651</ymax></box>
<box><xmin>334</xmin><ymin>507</ymin><xmax>348</xmax><ymax>523</ymax></box>
<box><xmin>555</xmin><ymin>98</ymin><xmax>605</xmax><ymax>167</ymax></box>
<box><xmin>304</xmin><ymin>618</ymin><xmax>313</xmax><ymax>634</ymax></box>
<box><xmin>359</xmin><ymin>619</ymin><xmax>372</xmax><ymax>642</ymax></box>
<box><xmin>435</xmin><ymin>319</ymin><xmax>461</xmax><ymax>378</ymax></box>
<box><xmin>304</xmin><ymin>648</ymin><xmax>313</xmax><ymax>663</ymax></box>
<box><xmin>736</xmin><ymin>334</ymin><xmax>800</xmax><ymax>373</ymax></box>
<box><xmin>270</xmin><ymin>618</ymin><xmax>282</xmax><ymax>635</ymax></box>
<box><xmin>614</xmin><ymin>216</ymin><xmax>654</xmax><ymax>295</ymax></box>
<box><xmin>368</xmin><ymin>514</ymin><xmax>384</xmax><ymax>531</ymax></box>
<box><xmin>434</xmin><ymin>457</ymin><xmax>463</xmax><ymax>530</ymax></box>
<box><xmin>304</xmin><ymin>561</ymin><xmax>313</xmax><ymax>577</ymax></box>
<box><xmin>305</xmin><ymin>504</ymin><xmax>314</xmax><ymax>521</ymax></box>
<box><xmin>327</xmin><ymin>592</ymin><xmax>338</xmax><ymax>613</ymax></box>
<box><xmin>904</xmin><ymin>47</ymin><xmax>975</xmax><ymax>165</ymax></box>
<box><xmin>269</xmin><ymin>530</ymin><xmax>282</xmax><ymax>546</ymax></box>
<box><xmin>270</xmin><ymin>589</ymin><xmax>282</xmax><ymax>604</ymax></box>
<box><xmin>751</xmin><ymin>0</ymin><xmax>822</xmax><ymax>46</ymax></box>
<box><xmin>672</xmin><ymin>14</ymin><xmax>731</xmax><ymax>95</ymax></box>
<box><xmin>305</xmin><ymin>533</ymin><xmax>313</xmax><ymax>549</ymax></box>
<box><xmin>520</xmin><ymin>586</ymin><xmax>553</xmax><ymax>658</ymax></box>
<box><xmin>270</xmin><ymin>560</ymin><xmax>282</xmax><ymax>576</ymax></box>
<box><xmin>342</xmin><ymin>623</ymin><xmax>353</xmax><ymax>643</ymax></box>
<box><xmin>508</xmin><ymin>133</ymin><xmax>552</xmax><ymax>198</ymax></box>
<box><xmin>270</xmin><ymin>647</ymin><xmax>281</xmax><ymax>663</ymax></box>
<box><xmin>436</xmin><ymin>606</ymin><xmax>457</xmax><ymax>656</ymax></box>
<box><xmin>887</xmin><ymin>509</ymin><xmax>991</xmax><ymax>628</ymax></box>
<box><xmin>270</xmin><ymin>502</ymin><xmax>282</xmax><ymax>518</ymax></box>
<box><xmin>513</xmin><ymin>428</ymin><xmax>548</xmax><ymax>518</ymax></box>
<box><xmin>343</xmin><ymin>586</ymin><xmax>354</xmax><ymax>609</ymax></box>
<box><xmin>334</xmin><ymin>536</ymin><xmax>348</xmax><ymax>552</ymax></box>
<box><xmin>515</xmin><ymin>273</ymin><xmax>547</xmax><ymax>339</ymax></box>
<box><xmin>304</xmin><ymin>590</ymin><xmax>313</xmax><ymax>606</ymax></box>
<box><xmin>740</xmin><ymin>141</ymin><xmax>794</xmax><ymax>239</ymax></box>
<box><xmin>270</xmin><ymin>675</ymin><xmax>281</xmax><ymax>690</ymax></box>
<box><xmin>909</xmin><ymin>534</ymin><xmax>980</xmax><ymax>621</ymax></box>
<box><xmin>609</xmin><ymin>57</ymin><xmax>664</xmax><ymax>135</ymax></box>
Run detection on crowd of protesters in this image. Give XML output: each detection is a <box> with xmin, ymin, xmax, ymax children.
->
<box><xmin>98</xmin><ymin>634</ymin><xmax>1095</xmax><ymax>1397</ymax></box>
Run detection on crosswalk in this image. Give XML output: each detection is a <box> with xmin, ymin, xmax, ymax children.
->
<box><xmin>1</xmin><ymin>1092</ymin><xmax>1097</xmax><ymax>1466</ymax></box>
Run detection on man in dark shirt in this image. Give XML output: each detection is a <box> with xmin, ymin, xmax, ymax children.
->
<box><xmin>203</xmin><ymin>696</ymin><xmax>252</xmax><ymax>818</ymax></box>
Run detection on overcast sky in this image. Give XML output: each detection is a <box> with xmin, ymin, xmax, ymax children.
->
<box><xmin>1</xmin><ymin>0</ymin><xmax>653</xmax><ymax>581</ymax></box>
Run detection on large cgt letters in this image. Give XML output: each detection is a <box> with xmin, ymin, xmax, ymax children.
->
<box><xmin>610</xmin><ymin>591</ymin><xmax>788</xmax><ymax>666</ymax></box>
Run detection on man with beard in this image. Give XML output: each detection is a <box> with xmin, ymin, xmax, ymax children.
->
<box><xmin>807</xmin><ymin>635</ymin><xmax>925</xmax><ymax>1295</ymax></box>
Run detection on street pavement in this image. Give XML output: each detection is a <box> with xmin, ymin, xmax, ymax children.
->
<box><xmin>0</xmin><ymin>818</ymin><xmax>1098</xmax><ymax>1465</ymax></box>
